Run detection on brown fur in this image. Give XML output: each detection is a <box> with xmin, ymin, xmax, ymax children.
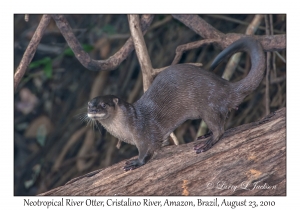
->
<box><xmin>87</xmin><ymin>37</ymin><xmax>265</xmax><ymax>171</ymax></box>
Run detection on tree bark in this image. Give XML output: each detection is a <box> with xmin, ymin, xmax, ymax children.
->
<box><xmin>40</xmin><ymin>107</ymin><xmax>286</xmax><ymax>196</ymax></box>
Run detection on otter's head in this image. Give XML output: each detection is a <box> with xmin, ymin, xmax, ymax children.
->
<box><xmin>87</xmin><ymin>95</ymin><xmax>119</xmax><ymax>121</ymax></box>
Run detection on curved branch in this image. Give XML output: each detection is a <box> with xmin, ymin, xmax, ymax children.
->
<box><xmin>172</xmin><ymin>34</ymin><xmax>286</xmax><ymax>65</ymax></box>
<box><xmin>219</xmin><ymin>33</ymin><xmax>286</xmax><ymax>51</ymax></box>
<box><xmin>172</xmin><ymin>14</ymin><xmax>224</xmax><ymax>39</ymax></box>
<box><xmin>171</xmin><ymin>15</ymin><xmax>286</xmax><ymax>65</ymax></box>
<box><xmin>172</xmin><ymin>39</ymin><xmax>220</xmax><ymax>65</ymax></box>
<box><xmin>51</xmin><ymin>14</ymin><xmax>154</xmax><ymax>71</ymax></box>
<box><xmin>255</xmin><ymin>34</ymin><xmax>286</xmax><ymax>51</ymax></box>
<box><xmin>14</xmin><ymin>15</ymin><xmax>51</xmax><ymax>91</ymax></box>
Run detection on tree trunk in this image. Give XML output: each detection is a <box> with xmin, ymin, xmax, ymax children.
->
<box><xmin>40</xmin><ymin>107</ymin><xmax>286</xmax><ymax>196</ymax></box>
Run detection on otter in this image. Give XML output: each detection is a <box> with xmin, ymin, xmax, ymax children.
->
<box><xmin>87</xmin><ymin>37</ymin><xmax>265</xmax><ymax>171</ymax></box>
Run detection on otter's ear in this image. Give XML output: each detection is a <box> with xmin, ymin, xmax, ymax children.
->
<box><xmin>113</xmin><ymin>98</ymin><xmax>118</xmax><ymax>105</ymax></box>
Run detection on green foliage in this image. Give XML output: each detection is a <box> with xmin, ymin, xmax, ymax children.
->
<box><xmin>63</xmin><ymin>47</ymin><xmax>74</xmax><ymax>56</ymax></box>
<box><xmin>36</xmin><ymin>125</ymin><xmax>47</xmax><ymax>147</ymax></box>
<box><xmin>29</xmin><ymin>57</ymin><xmax>51</xmax><ymax>68</ymax></box>
<box><xmin>24</xmin><ymin>164</ymin><xmax>41</xmax><ymax>189</ymax></box>
<box><xmin>29</xmin><ymin>57</ymin><xmax>52</xmax><ymax>78</ymax></box>
<box><xmin>63</xmin><ymin>44</ymin><xmax>94</xmax><ymax>57</ymax></box>
<box><xmin>102</xmin><ymin>24</ymin><xmax>115</xmax><ymax>35</ymax></box>
<box><xmin>29</xmin><ymin>44</ymin><xmax>94</xmax><ymax>79</ymax></box>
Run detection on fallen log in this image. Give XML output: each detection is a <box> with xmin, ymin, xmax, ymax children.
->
<box><xmin>40</xmin><ymin>107</ymin><xmax>286</xmax><ymax>196</ymax></box>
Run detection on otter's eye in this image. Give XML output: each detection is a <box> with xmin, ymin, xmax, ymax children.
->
<box><xmin>100</xmin><ymin>103</ymin><xmax>106</xmax><ymax>108</ymax></box>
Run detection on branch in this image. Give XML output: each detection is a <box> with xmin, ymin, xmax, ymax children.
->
<box><xmin>172</xmin><ymin>14</ymin><xmax>224</xmax><ymax>39</ymax></box>
<box><xmin>206</xmin><ymin>14</ymin><xmax>284</xmax><ymax>34</ymax></box>
<box><xmin>171</xmin><ymin>15</ymin><xmax>286</xmax><ymax>64</ymax></box>
<box><xmin>128</xmin><ymin>15</ymin><xmax>153</xmax><ymax>91</ymax></box>
<box><xmin>264</xmin><ymin>15</ymin><xmax>271</xmax><ymax>116</ymax></box>
<box><xmin>51</xmin><ymin>14</ymin><xmax>154</xmax><ymax>72</ymax></box>
<box><xmin>128</xmin><ymin>15</ymin><xmax>179</xmax><ymax>145</ymax></box>
<box><xmin>255</xmin><ymin>34</ymin><xmax>286</xmax><ymax>51</ymax></box>
<box><xmin>14</xmin><ymin>15</ymin><xmax>51</xmax><ymax>91</ymax></box>
<box><xmin>40</xmin><ymin>108</ymin><xmax>286</xmax><ymax>196</ymax></box>
<box><xmin>172</xmin><ymin>39</ymin><xmax>220</xmax><ymax>65</ymax></box>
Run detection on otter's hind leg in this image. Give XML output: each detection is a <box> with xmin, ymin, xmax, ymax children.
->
<box><xmin>194</xmin><ymin>112</ymin><xmax>226</xmax><ymax>154</ymax></box>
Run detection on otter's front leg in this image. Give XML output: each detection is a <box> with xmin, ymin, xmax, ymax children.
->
<box><xmin>196</xmin><ymin>131</ymin><xmax>212</xmax><ymax>140</ymax></box>
<box><xmin>123</xmin><ymin>159</ymin><xmax>143</xmax><ymax>171</ymax></box>
<box><xmin>123</xmin><ymin>144</ymin><xmax>154</xmax><ymax>171</ymax></box>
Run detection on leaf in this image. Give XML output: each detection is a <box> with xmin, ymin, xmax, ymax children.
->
<box><xmin>63</xmin><ymin>47</ymin><xmax>74</xmax><ymax>56</ymax></box>
<box><xmin>43</xmin><ymin>61</ymin><xmax>52</xmax><ymax>78</ymax></box>
<box><xmin>63</xmin><ymin>44</ymin><xmax>94</xmax><ymax>57</ymax></box>
<box><xmin>29</xmin><ymin>57</ymin><xmax>51</xmax><ymax>69</ymax></box>
<box><xmin>29</xmin><ymin>57</ymin><xmax>53</xmax><ymax>78</ymax></box>
<box><xmin>36</xmin><ymin>125</ymin><xmax>47</xmax><ymax>147</ymax></box>
<box><xmin>102</xmin><ymin>24</ymin><xmax>115</xmax><ymax>35</ymax></box>
<box><xmin>24</xmin><ymin>164</ymin><xmax>41</xmax><ymax>189</ymax></box>
<box><xmin>24</xmin><ymin>179</ymin><xmax>34</xmax><ymax>189</ymax></box>
<box><xmin>83</xmin><ymin>44</ymin><xmax>94</xmax><ymax>52</ymax></box>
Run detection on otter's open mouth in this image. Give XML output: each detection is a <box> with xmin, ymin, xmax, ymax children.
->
<box><xmin>87</xmin><ymin>113</ymin><xmax>106</xmax><ymax>119</ymax></box>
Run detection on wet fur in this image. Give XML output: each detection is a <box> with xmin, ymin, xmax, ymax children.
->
<box><xmin>87</xmin><ymin>37</ymin><xmax>265</xmax><ymax>171</ymax></box>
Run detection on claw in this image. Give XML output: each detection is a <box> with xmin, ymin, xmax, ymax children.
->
<box><xmin>123</xmin><ymin>165</ymin><xmax>138</xmax><ymax>171</ymax></box>
<box><xmin>194</xmin><ymin>139</ymin><xmax>213</xmax><ymax>154</ymax></box>
<box><xmin>123</xmin><ymin>159</ymin><xmax>142</xmax><ymax>171</ymax></box>
<box><xmin>196</xmin><ymin>132</ymin><xmax>212</xmax><ymax>140</ymax></box>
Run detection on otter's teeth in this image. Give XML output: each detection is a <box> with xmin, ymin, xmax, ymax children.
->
<box><xmin>88</xmin><ymin>113</ymin><xmax>106</xmax><ymax>118</ymax></box>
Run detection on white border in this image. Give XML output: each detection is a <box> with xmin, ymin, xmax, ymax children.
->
<box><xmin>2</xmin><ymin>1</ymin><xmax>296</xmax><ymax>209</ymax></box>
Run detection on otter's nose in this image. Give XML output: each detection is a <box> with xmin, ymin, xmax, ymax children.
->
<box><xmin>88</xmin><ymin>107</ymin><xmax>95</xmax><ymax>110</ymax></box>
<box><xmin>87</xmin><ymin>105</ymin><xmax>97</xmax><ymax>112</ymax></box>
<box><xmin>87</xmin><ymin>101</ymin><xmax>98</xmax><ymax>112</ymax></box>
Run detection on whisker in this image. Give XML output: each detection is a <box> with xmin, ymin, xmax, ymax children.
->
<box><xmin>75</xmin><ymin>106</ymin><xmax>102</xmax><ymax>135</ymax></box>
<box><xmin>86</xmin><ymin>118</ymin><xmax>92</xmax><ymax>127</ymax></box>
<box><xmin>78</xmin><ymin>114</ymin><xmax>88</xmax><ymax>124</ymax></box>
<box><xmin>74</xmin><ymin>106</ymin><xmax>89</xmax><ymax>122</ymax></box>
<box><xmin>74</xmin><ymin>112</ymin><xmax>86</xmax><ymax>118</ymax></box>
<box><xmin>82</xmin><ymin>115</ymin><xmax>89</xmax><ymax>122</ymax></box>
<box><xmin>92</xmin><ymin>120</ymin><xmax>95</xmax><ymax>132</ymax></box>
<box><xmin>95</xmin><ymin>121</ymin><xmax>102</xmax><ymax>135</ymax></box>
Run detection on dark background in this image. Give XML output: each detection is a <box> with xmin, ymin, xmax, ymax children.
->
<box><xmin>14</xmin><ymin>14</ymin><xmax>286</xmax><ymax>195</ymax></box>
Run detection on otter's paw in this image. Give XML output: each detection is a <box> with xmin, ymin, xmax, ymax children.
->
<box><xmin>196</xmin><ymin>132</ymin><xmax>212</xmax><ymax>140</ymax></box>
<box><xmin>123</xmin><ymin>159</ymin><xmax>143</xmax><ymax>171</ymax></box>
<box><xmin>193</xmin><ymin>138</ymin><xmax>213</xmax><ymax>154</ymax></box>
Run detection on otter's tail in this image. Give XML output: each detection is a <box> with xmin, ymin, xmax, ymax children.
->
<box><xmin>210</xmin><ymin>37</ymin><xmax>265</xmax><ymax>104</ymax></box>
